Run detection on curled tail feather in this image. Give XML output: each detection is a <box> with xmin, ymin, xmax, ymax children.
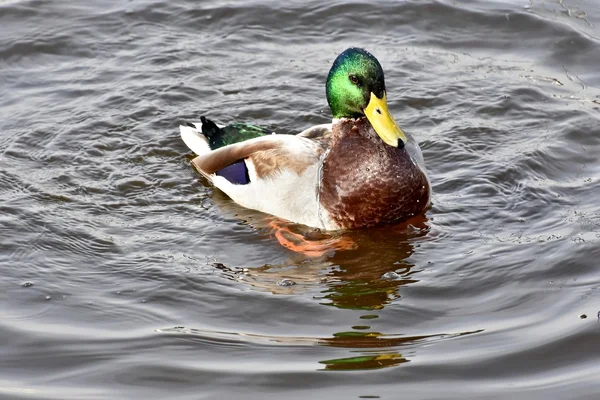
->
<box><xmin>180</xmin><ymin>116</ymin><xmax>273</xmax><ymax>155</ymax></box>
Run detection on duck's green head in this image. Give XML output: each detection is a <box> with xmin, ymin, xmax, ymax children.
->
<box><xmin>326</xmin><ymin>47</ymin><xmax>407</xmax><ymax>147</ymax></box>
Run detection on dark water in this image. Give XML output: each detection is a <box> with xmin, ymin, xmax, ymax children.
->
<box><xmin>2</xmin><ymin>0</ymin><xmax>600</xmax><ymax>398</ymax></box>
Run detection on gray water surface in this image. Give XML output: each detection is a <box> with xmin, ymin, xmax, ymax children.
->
<box><xmin>2</xmin><ymin>0</ymin><xmax>600</xmax><ymax>399</ymax></box>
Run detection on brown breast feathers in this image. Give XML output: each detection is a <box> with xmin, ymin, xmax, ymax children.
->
<box><xmin>319</xmin><ymin>118</ymin><xmax>430</xmax><ymax>229</ymax></box>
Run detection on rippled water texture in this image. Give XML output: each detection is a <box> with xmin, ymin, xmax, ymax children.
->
<box><xmin>2</xmin><ymin>0</ymin><xmax>600</xmax><ymax>398</ymax></box>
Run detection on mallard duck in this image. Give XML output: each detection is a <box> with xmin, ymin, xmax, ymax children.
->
<box><xmin>180</xmin><ymin>47</ymin><xmax>430</xmax><ymax>230</ymax></box>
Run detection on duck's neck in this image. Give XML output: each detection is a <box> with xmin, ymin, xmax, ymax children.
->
<box><xmin>330</xmin><ymin>117</ymin><xmax>381</xmax><ymax>148</ymax></box>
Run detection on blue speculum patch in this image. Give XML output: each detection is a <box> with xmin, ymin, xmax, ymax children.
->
<box><xmin>216</xmin><ymin>159</ymin><xmax>250</xmax><ymax>185</ymax></box>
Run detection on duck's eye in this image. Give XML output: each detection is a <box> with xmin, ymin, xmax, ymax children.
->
<box><xmin>349</xmin><ymin>74</ymin><xmax>359</xmax><ymax>85</ymax></box>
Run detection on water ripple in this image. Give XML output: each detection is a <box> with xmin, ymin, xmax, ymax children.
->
<box><xmin>2</xmin><ymin>0</ymin><xmax>600</xmax><ymax>398</ymax></box>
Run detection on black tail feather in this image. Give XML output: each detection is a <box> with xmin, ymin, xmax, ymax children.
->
<box><xmin>200</xmin><ymin>116</ymin><xmax>221</xmax><ymax>138</ymax></box>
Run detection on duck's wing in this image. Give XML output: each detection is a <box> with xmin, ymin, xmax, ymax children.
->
<box><xmin>201</xmin><ymin>135</ymin><xmax>328</xmax><ymax>228</ymax></box>
<box><xmin>189</xmin><ymin>134</ymin><xmax>320</xmax><ymax>180</ymax></box>
<box><xmin>180</xmin><ymin>123</ymin><xmax>336</xmax><ymax>228</ymax></box>
<box><xmin>180</xmin><ymin>122</ymin><xmax>332</xmax><ymax>180</ymax></box>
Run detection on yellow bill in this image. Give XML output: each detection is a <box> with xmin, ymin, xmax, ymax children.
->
<box><xmin>364</xmin><ymin>92</ymin><xmax>407</xmax><ymax>147</ymax></box>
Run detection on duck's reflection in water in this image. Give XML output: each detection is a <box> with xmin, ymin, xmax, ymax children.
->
<box><xmin>228</xmin><ymin>213</ymin><xmax>429</xmax><ymax>310</ymax></box>
<box><xmin>206</xmin><ymin>194</ymin><xmax>481</xmax><ymax>370</ymax></box>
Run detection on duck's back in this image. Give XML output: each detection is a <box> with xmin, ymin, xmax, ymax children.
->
<box><xmin>319</xmin><ymin>118</ymin><xmax>430</xmax><ymax>229</ymax></box>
